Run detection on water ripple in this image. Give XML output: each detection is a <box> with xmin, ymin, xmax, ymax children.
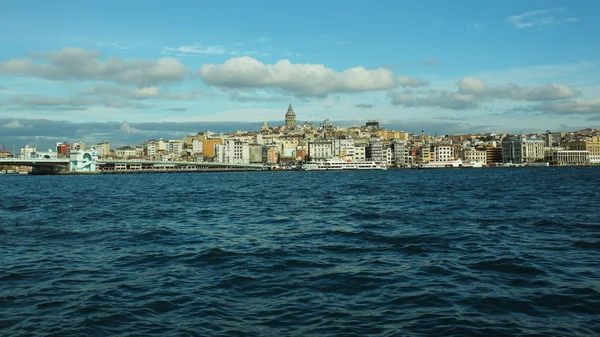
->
<box><xmin>1</xmin><ymin>168</ymin><xmax>600</xmax><ymax>336</ymax></box>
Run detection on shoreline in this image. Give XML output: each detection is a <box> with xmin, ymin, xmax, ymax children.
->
<box><xmin>1</xmin><ymin>164</ymin><xmax>596</xmax><ymax>176</ymax></box>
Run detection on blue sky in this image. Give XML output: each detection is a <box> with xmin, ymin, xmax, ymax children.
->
<box><xmin>1</xmin><ymin>0</ymin><xmax>599</xmax><ymax>148</ymax></box>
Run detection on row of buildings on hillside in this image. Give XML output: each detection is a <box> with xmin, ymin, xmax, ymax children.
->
<box><xmin>12</xmin><ymin>104</ymin><xmax>600</xmax><ymax>167</ymax></box>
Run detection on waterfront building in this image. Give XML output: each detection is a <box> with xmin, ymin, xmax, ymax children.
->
<box><xmin>366</xmin><ymin>141</ymin><xmax>384</xmax><ymax>162</ymax></box>
<box><xmin>216</xmin><ymin>139</ymin><xmax>250</xmax><ymax>164</ymax></box>
<box><xmin>263</xmin><ymin>145</ymin><xmax>278</xmax><ymax>164</ymax></box>
<box><xmin>502</xmin><ymin>137</ymin><xmax>545</xmax><ymax>163</ymax></box>
<box><xmin>565</xmin><ymin>135</ymin><xmax>600</xmax><ymax>164</ymax></box>
<box><xmin>383</xmin><ymin>147</ymin><xmax>393</xmax><ymax>166</ymax></box>
<box><xmin>285</xmin><ymin>104</ymin><xmax>296</xmax><ymax>129</ymax></box>
<box><xmin>486</xmin><ymin>146</ymin><xmax>502</xmax><ymax>165</ymax></box>
<box><xmin>248</xmin><ymin>144</ymin><xmax>263</xmax><ymax>164</ymax></box>
<box><xmin>20</xmin><ymin>145</ymin><xmax>36</xmax><ymax>159</ymax></box>
<box><xmin>459</xmin><ymin>148</ymin><xmax>487</xmax><ymax>163</ymax></box>
<box><xmin>544</xmin><ymin>150</ymin><xmax>589</xmax><ymax>166</ymax></box>
<box><xmin>192</xmin><ymin>139</ymin><xmax>203</xmax><ymax>154</ymax></box>
<box><xmin>72</xmin><ymin>141</ymin><xmax>85</xmax><ymax>151</ymax></box>
<box><xmin>353</xmin><ymin>146</ymin><xmax>366</xmax><ymax>161</ymax></box>
<box><xmin>115</xmin><ymin>146</ymin><xmax>142</xmax><ymax>159</ymax></box>
<box><xmin>94</xmin><ymin>141</ymin><xmax>110</xmax><ymax>158</ymax></box>
<box><xmin>202</xmin><ymin>139</ymin><xmax>224</xmax><ymax>158</ymax></box>
<box><xmin>333</xmin><ymin>139</ymin><xmax>355</xmax><ymax>157</ymax></box>
<box><xmin>392</xmin><ymin>142</ymin><xmax>410</xmax><ymax>166</ymax></box>
<box><xmin>168</xmin><ymin>140</ymin><xmax>185</xmax><ymax>154</ymax></box>
<box><xmin>56</xmin><ymin>142</ymin><xmax>70</xmax><ymax>158</ymax></box>
<box><xmin>308</xmin><ymin>139</ymin><xmax>334</xmax><ymax>160</ymax></box>
<box><xmin>434</xmin><ymin>145</ymin><xmax>455</xmax><ymax>162</ymax></box>
<box><xmin>419</xmin><ymin>146</ymin><xmax>430</xmax><ymax>162</ymax></box>
<box><xmin>143</xmin><ymin>140</ymin><xmax>157</xmax><ymax>157</ymax></box>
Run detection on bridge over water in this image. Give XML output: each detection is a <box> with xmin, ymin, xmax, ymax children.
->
<box><xmin>0</xmin><ymin>158</ymin><xmax>265</xmax><ymax>174</ymax></box>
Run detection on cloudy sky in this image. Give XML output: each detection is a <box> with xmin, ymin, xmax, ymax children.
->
<box><xmin>1</xmin><ymin>0</ymin><xmax>599</xmax><ymax>150</ymax></box>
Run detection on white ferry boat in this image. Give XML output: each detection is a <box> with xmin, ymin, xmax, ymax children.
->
<box><xmin>417</xmin><ymin>159</ymin><xmax>484</xmax><ymax>169</ymax></box>
<box><xmin>303</xmin><ymin>159</ymin><xmax>387</xmax><ymax>171</ymax></box>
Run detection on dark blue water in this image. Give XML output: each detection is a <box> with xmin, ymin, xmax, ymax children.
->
<box><xmin>1</xmin><ymin>168</ymin><xmax>600</xmax><ymax>336</ymax></box>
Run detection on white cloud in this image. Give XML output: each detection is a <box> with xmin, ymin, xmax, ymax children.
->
<box><xmin>467</xmin><ymin>23</ymin><xmax>483</xmax><ymax>30</ymax></box>
<box><xmin>163</xmin><ymin>45</ymin><xmax>227</xmax><ymax>55</ymax></box>
<box><xmin>389</xmin><ymin>90</ymin><xmax>477</xmax><ymax>110</ymax></box>
<box><xmin>506</xmin><ymin>9</ymin><xmax>578</xmax><ymax>29</ymax></box>
<box><xmin>457</xmin><ymin>77</ymin><xmax>580</xmax><ymax>101</ymax></box>
<box><xmin>397</xmin><ymin>75</ymin><xmax>428</xmax><ymax>88</ymax></box>
<box><xmin>423</xmin><ymin>58</ymin><xmax>439</xmax><ymax>66</ymax></box>
<box><xmin>197</xmin><ymin>56</ymin><xmax>397</xmax><ymax>97</ymax></box>
<box><xmin>538</xmin><ymin>99</ymin><xmax>600</xmax><ymax>114</ymax></box>
<box><xmin>4</xmin><ymin>119</ymin><xmax>26</xmax><ymax>128</ymax></box>
<box><xmin>389</xmin><ymin>77</ymin><xmax>580</xmax><ymax>110</ymax></box>
<box><xmin>83</xmin><ymin>85</ymin><xmax>210</xmax><ymax>101</ymax></box>
<box><xmin>120</xmin><ymin>122</ymin><xmax>143</xmax><ymax>134</ymax></box>
<box><xmin>0</xmin><ymin>47</ymin><xmax>187</xmax><ymax>87</ymax></box>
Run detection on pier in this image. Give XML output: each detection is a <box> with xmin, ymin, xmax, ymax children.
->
<box><xmin>0</xmin><ymin>158</ymin><xmax>265</xmax><ymax>175</ymax></box>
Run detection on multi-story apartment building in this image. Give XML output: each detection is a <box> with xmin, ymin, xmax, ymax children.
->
<box><xmin>115</xmin><ymin>146</ymin><xmax>141</xmax><ymax>159</ymax></box>
<box><xmin>459</xmin><ymin>148</ymin><xmax>487</xmax><ymax>163</ymax></box>
<box><xmin>192</xmin><ymin>139</ymin><xmax>203</xmax><ymax>154</ymax></box>
<box><xmin>94</xmin><ymin>141</ymin><xmax>110</xmax><ymax>158</ymax></box>
<box><xmin>353</xmin><ymin>146</ymin><xmax>366</xmax><ymax>161</ymax></box>
<box><xmin>144</xmin><ymin>140</ymin><xmax>157</xmax><ymax>157</ymax></box>
<box><xmin>308</xmin><ymin>139</ymin><xmax>333</xmax><ymax>160</ymax></box>
<box><xmin>168</xmin><ymin>140</ymin><xmax>185</xmax><ymax>154</ymax></box>
<box><xmin>248</xmin><ymin>144</ymin><xmax>263</xmax><ymax>164</ymax></box>
<box><xmin>486</xmin><ymin>146</ymin><xmax>503</xmax><ymax>165</ymax></box>
<box><xmin>502</xmin><ymin>137</ymin><xmax>545</xmax><ymax>163</ymax></box>
<box><xmin>366</xmin><ymin>141</ymin><xmax>384</xmax><ymax>162</ymax></box>
<box><xmin>419</xmin><ymin>146</ymin><xmax>430</xmax><ymax>162</ymax></box>
<box><xmin>434</xmin><ymin>145</ymin><xmax>455</xmax><ymax>162</ymax></box>
<box><xmin>215</xmin><ymin>139</ymin><xmax>250</xmax><ymax>164</ymax></box>
<box><xmin>20</xmin><ymin>145</ymin><xmax>36</xmax><ymax>159</ymax></box>
<box><xmin>333</xmin><ymin>139</ymin><xmax>355</xmax><ymax>157</ymax></box>
<box><xmin>392</xmin><ymin>142</ymin><xmax>410</xmax><ymax>166</ymax></box>
<box><xmin>565</xmin><ymin>135</ymin><xmax>600</xmax><ymax>164</ymax></box>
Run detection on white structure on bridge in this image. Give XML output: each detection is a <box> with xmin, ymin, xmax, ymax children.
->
<box><xmin>70</xmin><ymin>150</ymin><xmax>98</xmax><ymax>172</ymax></box>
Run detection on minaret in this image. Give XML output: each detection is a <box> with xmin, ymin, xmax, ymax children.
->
<box><xmin>285</xmin><ymin>103</ymin><xmax>296</xmax><ymax>129</ymax></box>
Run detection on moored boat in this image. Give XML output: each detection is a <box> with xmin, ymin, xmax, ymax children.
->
<box><xmin>303</xmin><ymin>159</ymin><xmax>387</xmax><ymax>171</ymax></box>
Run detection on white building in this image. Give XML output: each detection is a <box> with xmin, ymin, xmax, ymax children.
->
<box><xmin>382</xmin><ymin>147</ymin><xmax>393</xmax><ymax>166</ymax></box>
<box><xmin>192</xmin><ymin>139</ymin><xmax>203</xmax><ymax>154</ymax></box>
<box><xmin>353</xmin><ymin>146</ymin><xmax>366</xmax><ymax>161</ymax></box>
<box><xmin>94</xmin><ymin>141</ymin><xmax>110</xmax><ymax>158</ymax></box>
<box><xmin>544</xmin><ymin>150</ymin><xmax>589</xmax><ymax>165</ymax></box>
<box><xmin>215</xmin><ymin>139</ymin><xmax>250</xmax><ymax>164</ymax></box>
<box><xmin>114</xmin><ymin>146</ymin><xmax>141</xmax><ymax>159</ymax></box>
<box><xmin>168</xmin><ymin>140</ymin><xmax>185</xmax><ymax>154</ymax></box>
<box><xmin>392</xmin><ymin>142</ymin><xmax>410</xmax><ymax>166</ymax></box>
<box><xmin>459</xmin><ymin>148</ymin><xmax>487</xmax><ymax>163</ymax></box>
<box><xmin>72</xmin><ymin>141</ymin><xmax>85</xmax><ymax>151</ymax></box>
<box><xmin>308</xmin><ymin>139</ymin><xmax>333</xmax><ymax>160</ymax></box>
<box><xmin>502</xmin><ymin>137</ymin><xmax>545</xmax><ymax>163</ymax></box>
<box><xmin>20</xmin><ymin>145</ymin><xmax>36</xmax><ymax>159</ymax></box>
<box><xmin>333</xmin><ymin>139</ymin><xmax>355</xmax><ymax>157</ymax></box>
<box><xmin>144</xmin><ymin>140</ymin><xmax>157</xmax><ymax>157</ymax></box>
<box><xmin>434</xmin><ymin>145</ymin><xmax>455</xmax><ymax>162</ymax></box>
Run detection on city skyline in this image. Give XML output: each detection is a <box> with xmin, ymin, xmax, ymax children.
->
<box><xmin>1</xmin><ymin>0</ymin><xmax>600</xmax><ymax>149</ymax></box>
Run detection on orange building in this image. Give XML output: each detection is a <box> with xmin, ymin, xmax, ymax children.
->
<box><xmin>202</xmin><ymin>139</ymin><xmax>223</xmax><ymax>158</ymax></box>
